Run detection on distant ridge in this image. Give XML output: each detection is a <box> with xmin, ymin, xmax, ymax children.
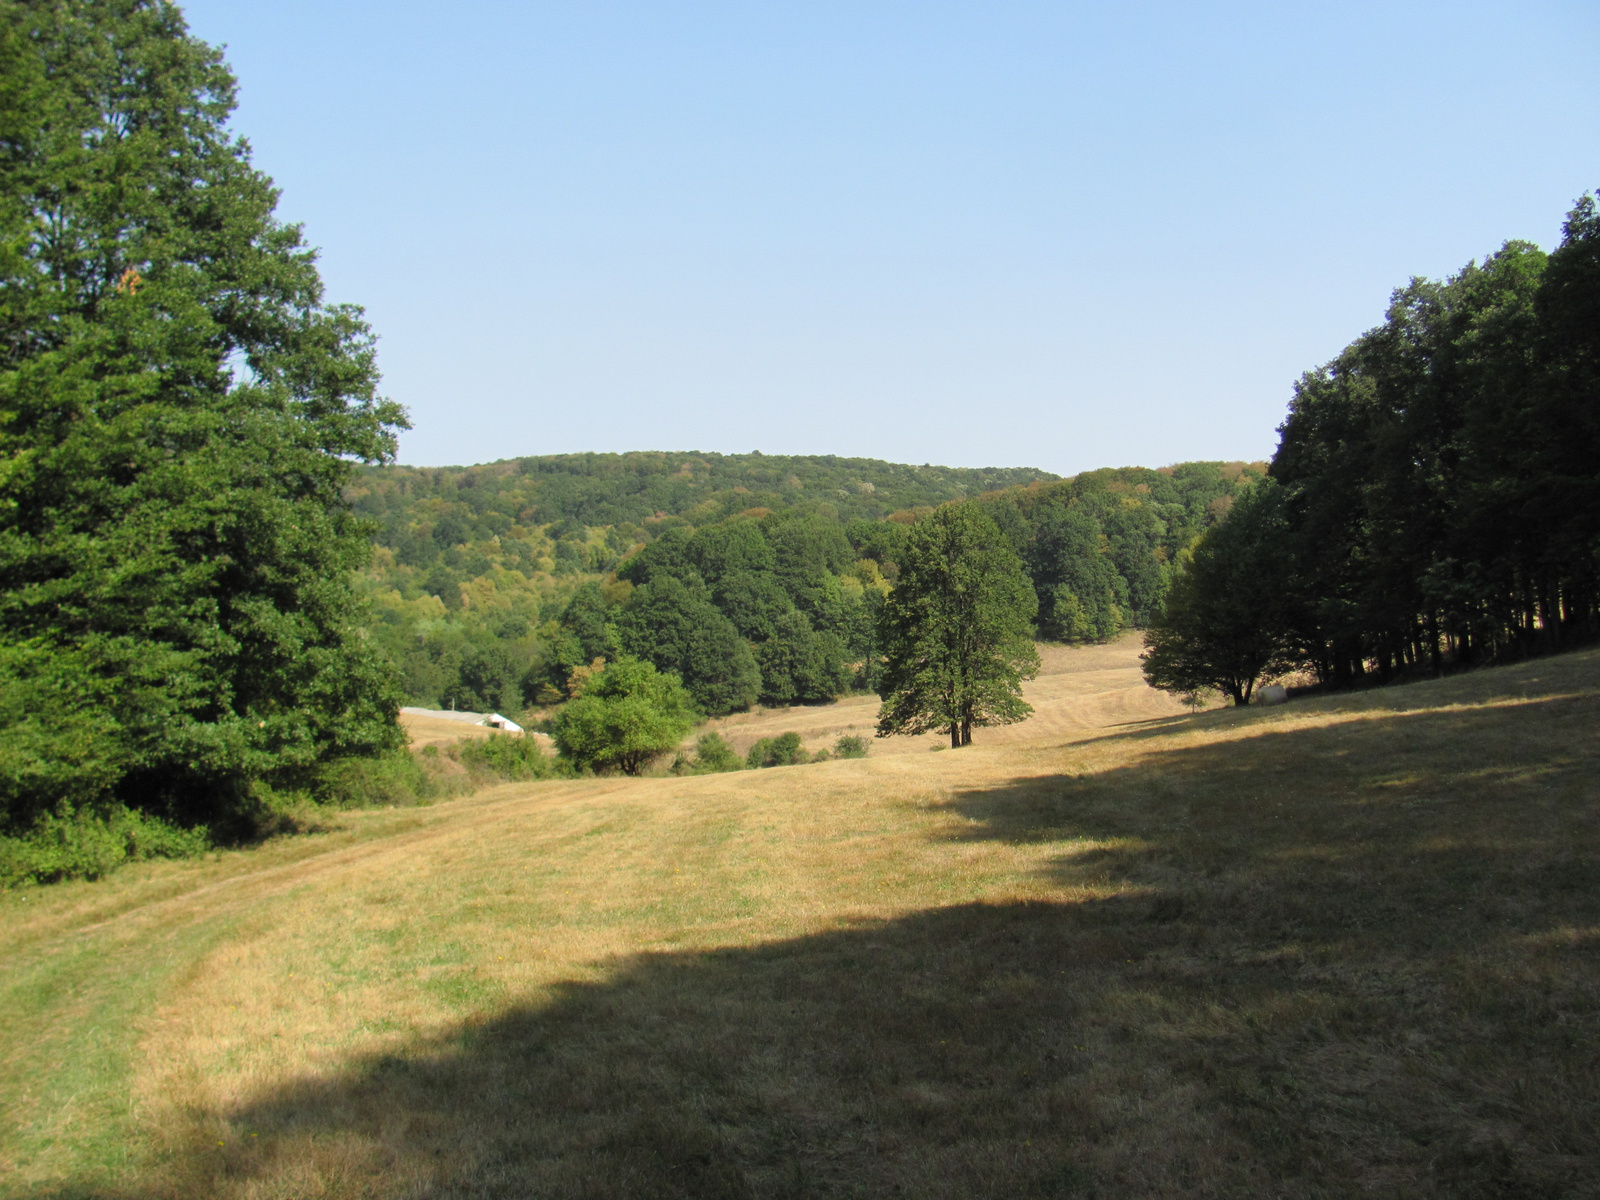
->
<box><xmin>361</xmin><ymin>450</ymin><xmax>1059</xmax><ymax>527</ymax></box>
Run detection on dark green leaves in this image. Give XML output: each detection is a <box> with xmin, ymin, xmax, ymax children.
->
<box><xmin>875</xmin><ymin>501</ymin><xmax>1039</xmax><ymax>747</ymax></box>
<box><xmin>0</xmin><ymin>1</ymin><xmax>408</xmax><ymax>830</ymax></box>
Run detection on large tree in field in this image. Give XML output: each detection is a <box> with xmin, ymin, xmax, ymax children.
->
<box><xmin>876</xmin><ymin>502</ymin><xmax>1039</xmax><ymax>748</ymax></box>
<box><xmin>0</xmin><ymin>1</ymin><xmax>408</xmax><ymax>832</ymax></box>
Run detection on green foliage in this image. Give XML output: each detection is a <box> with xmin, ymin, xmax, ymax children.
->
<box><xmin>616</xmin><ymin>527</ymin><xmax>695</xmax><ymax>586</ymax></box>
<box><xmin>0</xmin><ymin>0</ymin><xmax>407</xmax><ymax>833</ymax></box>
<box><xmin>685</xmin><ymin>732</ymin><xmax>743</xmax><ymax>774</ymax></box>
<box><xmin>314</xmin><ymin>750</ymin><xmax>443</xmax><ymax>809</ymax></box>
<box><xmin>877</xmin><ymin>502</ymin><xmax>1041</xmax><ymax>747</ymax></box>
<box><xmin>686</xmin><ymin>517</ymin><xmax>776</xmax><ymax>583</ymax></box>
<box><xmin>832</xmin><ymin>734</ymin><xmax>871</xmax><ymax>759</ymax></box>
<box><xmin>712</xmin><ymin>570</ymin><xmax>797</xmax><ymax>640</ymax></box>
<box><xmin>753</xmin><ymin>610</ymin><xmax>851</xmax><ymax>706</ymax></box>
<box><xmin>455</xmin><ymin>734</ymin><xmax>561</xmax><ymax>782</ymax></box>
<box><xmin>746</xmin><ymin>732</ymin><xmax>808</xmax><ymax>768</ymax></box>
<box><xmin>312</xmin><ymin>736</ymin><xmax>565</xmax><ymax>812</ymax></box>
<box><xmin>769</xmin><ymin>512</ymin><xmax>855</xmax><ymax>603</ymax></box>
<box><xmin>1030</xmin><ymin>503</ymin><xmax>1127</xmax><ymax>641</ymax></box>
<box><xmin>350</xmin><ymin>453</ymin><xmax>1058</xmax><ymax>548</ymax></box>
<box><xmin>350</xmin><ymin>456</ymin><xmax>1256</xmax><ymax>722</ymax></box>
<box><xmin>616</xmin><ymin>576</ymin><xmax>761</xmax><ymax>715</ymax></box>
<box><xmin>549</xmin><ymin>658</ymin><xmax>698</xmax><ymax>775</ymax></box>
<box><xmin>1141</xmin><ymin>482</ymin><xmax>1298</xmax><ymax>705</ymax></box>
<box><xmin>1264</xmin><ymin>195</ymin><xmax>1600</xmax><ymax>684</ymax></box>
<box><xmin>0</xmin><ymin>805</ymin><xmax>212</xmax><ymax>888</ymax></box>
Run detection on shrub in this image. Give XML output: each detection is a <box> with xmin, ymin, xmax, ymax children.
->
<box><xmin>0</xmin><ymin>805</ymin><xmax>212</xmax><ymax>887</ymax></box>
<box><xmin>457</xmin><ymin>733</ymin><xmax>560</xmax><ymax>781</ymax></box>
<box><xmin>833</xmin><ymin>735</ymin><xmax>871</xmax><ymax>759</ymax></box>
<box><xmin>747</xmin><ymin>732</ymin><xmax>808</xmax><ymax>768</ymax></box>
<box><xmin>689</xmin><ymin>732</ymin><xmax>743</xmax><ymax>774</ymax></box>
<box><xmin>551</xmin><ymin>657</ymin><xmax>699</xmax><ymax>775</ymax></box>
<box><xmin>315</xmin><ymin>737</ymin><xmax>564</xmax><ymax>810</ymax></box>
<box><xmin>316</xmin><ymin>750</ymin><xmax>436</xmax><ymax>808</ymax></box>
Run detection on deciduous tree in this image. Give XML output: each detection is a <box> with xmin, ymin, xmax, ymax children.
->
<box><xmin>875</xmin><ymin>502</ymin><xmax>1039</xmax><ymax>748</ymax></box>
<box><xmin>1141</xmin><ymin>482</ymin><xmax>1296</xmax><ymax>705</ymax></box>
<box><xmin>549</xmin><ymin>657</ymin><xmax>696</xmax><ymax>776</ymax></box>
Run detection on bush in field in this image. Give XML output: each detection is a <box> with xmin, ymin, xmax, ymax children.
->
<box><xmin>832</xmin><ymin>735</ymin><xmax>871</xmax><ymax>759</ymax></box>
<box><xmin>314</xmin><ymin>737</ymin><xmax>564</xmax><ymax>812</ymax></box>
<box><xmin>688</xmin><ymin>733</ymin><xmax>743</xmax><ymax>774</ymax></box>
<box><xmin>456</xmin><ymin>734</ymin><xmax>560</xmax><ymax>781</ymax></box>
<box><xmin>551</xmin><ymin>658</ymin><xmax>698</xmax><ymax>775</ymax></box>
<box><xmin>316</xmin><ymin>749</ymin><xmax>436</xmax><ymax>808</ymax></box>
<box><xmin>746</xmin><ymin>732</ymin><xmax>808</xmax><ymax>768</ymax></box>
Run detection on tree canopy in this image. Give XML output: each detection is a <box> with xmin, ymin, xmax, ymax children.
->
<box><xmin>0</xmin><ymin>0</ymin><xmax>407</xmax><ymax>832</ymax></box>
<box><xmin>876</xmin><ymin>502</ymin><xmax>1039</xmax><ymax>748</ymax></box>
<box><xmin>1141</xmin><ymin>481</ymin><xmax>1296</xmax><ymax>705</ymax></box>
<box><xmin>548</xmin><ymin>657</ymin><xmax>697</xmax><ymax>776</ymax></box>
<box><xmin>1143</xmin><ymin>192</ymin><xmax>1600</xmax><ymax>697</ymax></box>
<box><xmin>352</xmin><ymin>458</ymin><xmax>1257</xmax><ymax>715</ymax></box>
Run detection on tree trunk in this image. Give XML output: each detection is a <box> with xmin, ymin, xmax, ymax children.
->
<box><xmin>950</xmin><ymin>722</ymin><xmax>961</xmax><ymax>749</ymax></box>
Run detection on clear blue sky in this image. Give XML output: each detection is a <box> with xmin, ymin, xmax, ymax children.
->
<box><xmin>180</xmin><ymin>0</ymin><xmax>1598</xmax><ymax>474</ymax></box>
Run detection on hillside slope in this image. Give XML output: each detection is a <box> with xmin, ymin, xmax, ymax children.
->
<box><xmin>696</xmin><ymin>632</ymin><xmax>1202</xmax><ymax>760</ymax></box>
<box><xmin>4</xmin><ymin>644</ymin><xmax>1597</xmax><ymax>1198</ymax></box>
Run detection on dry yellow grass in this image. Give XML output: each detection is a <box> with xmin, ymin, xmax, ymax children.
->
<box><xmin>3</xmin><ymin>640</ymin><xmax>1598</xmax><ymax>1198</ymax></box>
<box><xmin>397</xmin><ymin>712</ymin><xmax>557</xmax><ymax>755</ymax></box>
<box><xmin>699</xmin><ymin>634</ymin><xmax>1207</xmax><ymax>759</ymax></box>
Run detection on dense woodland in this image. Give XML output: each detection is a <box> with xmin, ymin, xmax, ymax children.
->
<box><xmin>349</xmin><ymin>453</ymin><xmax>1264</xmax><ymax>717</ymax></box>
<box><xmin>1144</xmin><ymin>193</ymin><xmax>1600</xmax><ymax>701</ymax></box>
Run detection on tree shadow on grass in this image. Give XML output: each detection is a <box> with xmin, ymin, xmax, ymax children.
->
<box><xmin>81</xmin><ymin>690</ymin><xmax>1600</xmax><ymax>1200</ymax></box>
<box><xmin>937</xmin><ymin>689</ymin><xmax>1600</xmax><ymax>1198</ymax></box>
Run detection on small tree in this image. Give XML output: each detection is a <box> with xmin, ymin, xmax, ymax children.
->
<box><xmin>687</xmin><ymin>732</ymin><xmax>743</xmax><ymax>773</ymax></box>
<box><xmin>832</xmin><ymin>734</ymin><xmax>870</xmax><ymax>759</ymax></box>
<box><xmin>746</xmin><ymin>732</ymin><xmax>808</xmax><ymax>768</ymax></box>
<box><xmin>549</xmin><ymin>658</ymin><xmax>697</xmax><ymax>776</ymax></box>
<box><xmin>876</xmin><ymin>502</ymin><xmax>1040</xmax><ymax>748</ymax></box>
<box><xmin>1141</xmin><ymin>481</ymin><xmax>1297</xmax><ymax>706</ymax></box>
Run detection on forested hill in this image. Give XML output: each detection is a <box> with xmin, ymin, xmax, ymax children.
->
<box><xmin>349</xmin><ymin>453</ymin><xmax>1264</xmax><ymax>718</ymax></box>
<box><xmin>351</xmin><ymin>451</ymin><xmax>1058</xmax><ymax>534</ymax></box>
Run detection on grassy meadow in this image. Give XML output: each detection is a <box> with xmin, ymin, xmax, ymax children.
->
<box><xmin>3</xmin><ymin>640</ymin><xmax>1598</xmax><ymax>1198</ymax></box>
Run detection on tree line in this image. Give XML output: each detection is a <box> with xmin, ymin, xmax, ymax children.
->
<box><xmin>1145</xmin><ymin>194</ymin><xmax>1600</xmax><ymax>702</ymax></box>
<box><xmin>542</xmin><ymin>497</ymin><xmax>1043</xmax><ymax>770</ymax></box>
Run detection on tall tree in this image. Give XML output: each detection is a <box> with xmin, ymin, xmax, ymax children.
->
<box><xmin>1141</xmin><ymin>481</ymin><xmax>1297</xmax><ymax>705</ymax></box>
<box><xmin>876</xmin><ymin>502</ymin><xmax>1039</xmax><ymax>748</ymax></box>
<box><xmin>0</xmin><ymin>0</ymin><xmax>408</xmax><ymax>830</ymax></box>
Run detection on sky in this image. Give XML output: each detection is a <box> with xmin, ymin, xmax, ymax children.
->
<box><xmin>179</xmin><ymin>0</ymin><xmax>1599</xmax><ymax>475</ymax></box>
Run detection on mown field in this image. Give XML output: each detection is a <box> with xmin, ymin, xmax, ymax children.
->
<box><xmin>3</xmin><ymin>642</ymin><xmax>1598</xmax><ymax>1198</ymax></box>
